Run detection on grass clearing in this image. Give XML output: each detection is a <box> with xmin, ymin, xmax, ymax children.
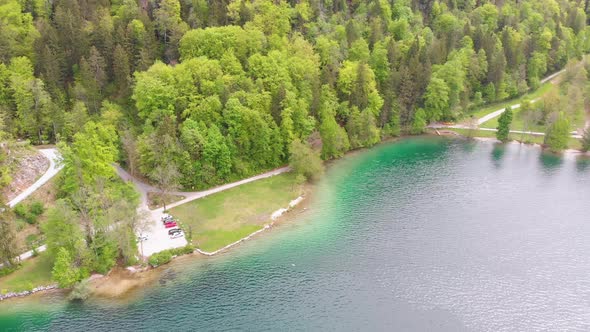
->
<box><xmin>14</xmin><ymin>175</ymin><xmax>60</xmax><ymax>252</ymax></box>
<box><xmin>480</xmin><ymin>107</ymin><xmax>547</xmax><ymax>132</ymax></box>
<box><xmin>0</xmin><ymin>255</ymin><xmax>53</xmax><ymax>293</ymax></box>
<box><xmin>169</xmin><ymin>172</ymin><xmax>303</xmax><ymax>252</ymax></box>
<box><xmin>468</xmin><ymin>83</ymin><xmax>555</xmax><ymax>120</ymax></box>
<box><xmin>481</xmin><ymin>106</ymin><xmax>587</xmax><ymax>133</ymax></box>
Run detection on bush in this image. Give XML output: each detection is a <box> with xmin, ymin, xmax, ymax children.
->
<box><xmin>13</xmin><ymin>202</ymin><xmax>45</xmax><ymax>225</ymax></box>
<box><xmin>13</xmin><ymin>204</ymin><xmax>27</xmax><ymax>218</ymax></box>
<box><xmin>148</xmin><ymin>245</ymin><xmax>195</xmax><ymax>267</ymax></box>
<box><xmin>29</xmin><ymin>201</ymin><xmax>45</xmax><ymax>216</ymax></box>
<box><xmin>69</xmin><ymin>279</ymin><xmax>90</xmax><ymax>301</ymax></box>
<box><xmin>148</xmin><ymin>251</ymin><xmax>172</xmax><ymax>267</ymax></box>
<box><xmin>171</xmin><ymin>244</ymin><xmax>195</xmax><ymax>256</ymax></box>
<box><xmin>0</xmin><ymin>265</ymin><xmax>19</xmax><ymax>278</ymax></box>
<box><xmin>544</xmin><ymin>113</ymin><xmax>570</xmax><ymax>152</ymax></box>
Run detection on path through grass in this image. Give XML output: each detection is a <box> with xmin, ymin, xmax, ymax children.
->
<box><xmin>169</xmin><ymin>173</ymin><xmax>302</xmax><ymax>252</ymax></box>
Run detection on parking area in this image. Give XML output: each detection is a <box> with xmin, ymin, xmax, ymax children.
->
<box><xmin>137</xmin><ymin>209</ymin><xmax>188</xmax><ymax>258</ymax></box>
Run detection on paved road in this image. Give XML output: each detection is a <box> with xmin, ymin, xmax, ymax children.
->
<box><xmin>116</xmin><ymin>165</ymin><xmax>290</xmax><ymax>257</ymax></box>
<box><xmin>8</xmin><ymin>149</ymin><xmax>63</xmax><ymax>208</ymax></box>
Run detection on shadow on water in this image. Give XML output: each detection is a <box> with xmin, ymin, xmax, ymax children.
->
<box><xmin>538</xmin><ymin>151</ymin><xmax>563</xmax><ymax>174</ymax></box>
<box><xmin>460</xmin><ymin>138</ymin><xmax>477</xmax><ymax>153</ymax></box>
<box><xmin>575</xmin><ymin>156</ymin><xmax>590</xmax><ymax>172</ymax></box>
<box><xmin>491</xmin><ymin>143</ymin><xmax>506</xmax><ymax>168</ymax></box>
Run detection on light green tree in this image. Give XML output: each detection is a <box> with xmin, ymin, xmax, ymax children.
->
<box><xmin>289</xmin><ymin>139</ymin><xmax>324</xmax><ymax>182</ymax></box>
<box><xmin>52</xmin><ymin>247</ymin><xmax>81</xmax><ymax>288</ymax></box>
<box><xmin>318</xmin><ymin>86</ymin><xmax>349</xmax><ymax>159</ymax></box>
<box><xmin>544</xmin><ymin>113</ymin><xmax>570</xmax><ymax>152</ymax></box>
<box><xmin>59</xmin><ymin>121</ymin><xmax>118</xmax><ymax>194</ymax></box>
<box><xmin>411</xmin><ymin>108</ymin><xmax>427</xmax><ymax>135</ymax></box>
<box><xmin>424</xmin><ymin>77</ymin><xmax>450</xmax><ymax>122</ymax></box>
<box><xmin>42</xmin><ymin>200</ymin><xmax>85</xmax><ymax>261</ymax></box>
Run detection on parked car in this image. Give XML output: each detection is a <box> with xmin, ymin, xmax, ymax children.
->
<box><xmin>137</xmin><ymin>235</ymin><xmax>148</xmax><ymax>242</ymax></box>
<box><xmin>170</xmin><ymin>232</ymin><xmax>184</xmax><ymax>239</ymax></box>
<box><xmin>168</xmin><ymin>228</ymin><xmax>182</xmax><ymax>235</ymax></box>
<box><xmin>161</xmin><ymin>215</ymin><xmax>175</xmax><ymax>224</ymax></box>
<box><xmin>164</xmin><ymin>221</ymin><xmax>177</xmax><ymax>228</ymax></box>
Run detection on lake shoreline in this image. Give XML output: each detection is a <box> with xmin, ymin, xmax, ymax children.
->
<box><xmin>0</xmin><ymin>135</ymin><xmax>449</xmax><ymax>302</ymax></box>
<box><xmin>435</xmin><ymin>129</ymin><xmax>590</xmax><ymax>158</ymax></box>
<box><xmin>87</xmin><ymin>190</ymin><xmax>314</xmax><ymax>299</ymax></box>
<box><xmin>8</xmin><ymin>132</ymin><xmax>585</xmax><ymax>302</ymax></box>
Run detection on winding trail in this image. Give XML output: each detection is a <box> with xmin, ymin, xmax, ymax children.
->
<box><xmin>8</xmin><ymin>149</ymin><xmax>62</xmax><ymax>208</ymax></box>
<box><xmin>2</xmin><ymin>149</ymin><xmax>62</xmax><ymax>267</ymax></box>
<box><xmin>116</xmin><ymin>166</ymin><xmax>290</xmax><ymax>257</ymax></box>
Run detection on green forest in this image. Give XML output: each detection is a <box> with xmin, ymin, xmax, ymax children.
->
<box><xmin>1</xmin><ymin>0</ymin><xmax>590</xmax><ymax>290</ymax></box>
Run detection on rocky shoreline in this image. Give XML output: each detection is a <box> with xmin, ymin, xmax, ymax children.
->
<box><xmin>0</xmin><ymin>285</ymin><xmax>57</xmax><ymax>301</ymax></box>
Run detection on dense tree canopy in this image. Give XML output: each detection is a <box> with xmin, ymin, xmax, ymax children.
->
<box><xmin>0</xmin><ymin>0</ymin><xmax>589</xmax><ymax>279</ymax></box>
<box><xmin>0</xmin><ymin>0</ymin><xmax>585</xmax><ymax>161</ymax></box>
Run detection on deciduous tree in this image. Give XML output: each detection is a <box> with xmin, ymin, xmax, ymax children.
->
<box><xmin>289</xmin><ymin>139</ymin><xmax>323</xmax><ymax>182</ymax></box>
<box><xmin>544</xmin><ymin>113</ymin><xmax>570</xmax><ymax>152</ymax></box>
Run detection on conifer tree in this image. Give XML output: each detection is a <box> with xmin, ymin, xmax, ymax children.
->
<box><xmin>496</xmin><ymin>107</ymin><xmax>513</xmax><ymax>142</ymax></box>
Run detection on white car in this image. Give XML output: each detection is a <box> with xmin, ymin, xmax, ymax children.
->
<box><xmin>170</xmin><ymin>231</ymin><xmax>184</xmax><ymax>239</ymax></box>
<box><xmin>137</xmin><ymin>235</ymin><xmax>148</xmax><ymax>242</ymax></box>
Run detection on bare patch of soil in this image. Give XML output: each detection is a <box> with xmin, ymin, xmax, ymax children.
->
<box><xmin>2</xmin><ymin>147</ymin><xmax>49</xmax><ymax>202</ymax></box>
<box><xmin>147</xmin><ymin>192</ymin><xmax>185</xmax><ymax>210</ymax></box>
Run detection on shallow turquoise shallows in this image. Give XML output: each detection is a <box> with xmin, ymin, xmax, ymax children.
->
<box><xmin>2</xmin><ymin>137</ymin><xmax>590</xmax><ymax>331</ymax></box>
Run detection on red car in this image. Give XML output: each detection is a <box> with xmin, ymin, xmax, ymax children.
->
<box><xmin>164</xmin><ymin>221</ymin><xmax>177</xmax><ymax>228</ymax></box>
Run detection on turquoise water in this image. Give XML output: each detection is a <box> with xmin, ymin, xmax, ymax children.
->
<box><xmin>2</xmin><ymin>137</ymin><xmax>590</xmax><ymax>331</ymax></box>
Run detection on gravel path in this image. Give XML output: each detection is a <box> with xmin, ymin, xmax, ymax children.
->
<box><xmin>8</xmin><ymin>149</ymin><xmax>62</xmax><ymax>208</ymax></box>
<box><xmin>476</xmin><ymin>70</ymin><xmax>566</xmax><ymax>126</ymax></box>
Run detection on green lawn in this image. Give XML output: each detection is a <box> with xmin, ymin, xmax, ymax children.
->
<box><xmin>447</xmin><ymin>128</ymin><xmax>583</xmax><ymax>150</ymax></box>
<box><xmin>469</xmin><ymin>82</ymin><xmax>555</xmax><ymax>120</ymax></box>
<box><xmin>480</xmin><ymin>106</ymin><xmax>586</xmax><ymax>133</ymax></box>
<box><xmin>169</xmin><ymin>172</ymin><xmax>302</xmax><ymax>252</ymax></box>
<box><xmin>480</xmin><ymin>107</ymin><xmax>548</xmax><ymax>132</ymax></box>
<box><xmin>0</xmin><ymin>255</ymin><xmax>53</xmax><ymax>293</ymax></box>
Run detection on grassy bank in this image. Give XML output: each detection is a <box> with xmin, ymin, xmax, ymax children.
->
<box><xmin>0</xmin><ymin>255</ymin><xmax>53</xmax><ymax>293</ymax></box>
<box><xmin>12</xmin><ymin>175</ymin><xmax>59</xmax><ymax>254</ymax></box>
<box><xmin>480</xmin><ymin>105</ymin><xmax>586</xmax><ymax>132</ymax></box>
<box><xmin>468</xmin><ymin>82</ymin><xmax>555</xmax><ymax>120</ymax></box>
<box><xmin>169</xmin><ymin>173</ymin><xmax>303</xmax><ymax>252</ymax></box>
<box><xmin>447</xmin><ymin>128</ymin><xmax>583</xmax><ymax>150</ymax></box>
